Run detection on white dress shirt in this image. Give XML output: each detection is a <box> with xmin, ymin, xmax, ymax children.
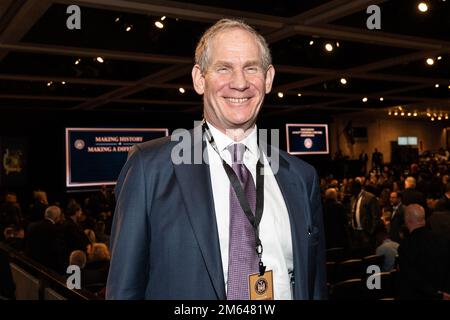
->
<box><xmin>206</xmin><ymin>122</ymin><xmax>293</xmax><ymax>300</ymax></box>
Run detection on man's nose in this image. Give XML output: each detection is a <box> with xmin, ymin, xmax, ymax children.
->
<box><xmin>229</xmin><ymin>69</ymin><xmax>249</xmax><ymax>90</ymax></box>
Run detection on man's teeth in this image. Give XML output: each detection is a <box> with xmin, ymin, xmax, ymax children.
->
<box><xmin>226</xmin><ymin>97</ymin><xmax>249</xmax><ymax>103</ymax></box>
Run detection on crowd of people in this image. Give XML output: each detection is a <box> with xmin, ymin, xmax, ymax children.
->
<box><xmin>321</xmin><ymin>155</ymin><xmax>450</xmax><ymax>299</ymax></box>
<box><xmin>0</xmin><ymin>186</ymin><xmax>114</xmax><ymax>299</ymax></box>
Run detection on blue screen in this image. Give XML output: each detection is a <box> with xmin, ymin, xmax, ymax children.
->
<box><xmin>66</xmin><ymin>128</ymin><xmax>168</xmax><ymax>187</ymax></box>
<box><xmin>286</xmin><ymin>124</ymin><xmax>329</xmax><ymax>155</ymax></box>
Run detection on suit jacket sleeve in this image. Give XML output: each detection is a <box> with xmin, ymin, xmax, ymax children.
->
<box><xmin>310</xmin><ymin>171</ymin><xmax>328</xmax><ymax>299</ymax></box>
<box><xmin>369</xmin><ymin>195</ymin><xmax>381</xmax><ymax>235</ymax></box>
<box><xmin>106</xmin><ymin>145</ymin><xmax>151</xmax><ymax>299</ymax></box>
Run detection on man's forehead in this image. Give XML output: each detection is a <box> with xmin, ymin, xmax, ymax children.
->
<box><xmin>211</xmin><ymin>59</ymin><xmax>261</xmax><ymax>66</ymax></box>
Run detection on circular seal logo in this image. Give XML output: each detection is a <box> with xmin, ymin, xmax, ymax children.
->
<box><xmin>254</xmin><ymin>278</ymin><xmax>268</xmax><ymax>295</ymax></box>
<box><xmin>304</xmin><ymin>138</ymin><xmax>313</xmax><ymax>149</ymax></box>
<box><xmin>74</xmin><ymin>139</ymin><xmax>85</xmax><ymax>150</ymax></box>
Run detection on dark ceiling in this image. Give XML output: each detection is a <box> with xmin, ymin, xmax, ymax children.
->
<box><xmin>0</xmin><ymin>0</ymin><xmax>449</xmax><ymax>119</ymax></box>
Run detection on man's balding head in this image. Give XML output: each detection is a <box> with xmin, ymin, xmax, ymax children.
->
<box><xmin>325</xmin><ymin>188</ymin><xmax>338</xmax><ymax>201</ymax></box>
<box><xmin>404</xmin><ymin>204</ymin><xmax>425</xmax><ymax>232</ymax></box>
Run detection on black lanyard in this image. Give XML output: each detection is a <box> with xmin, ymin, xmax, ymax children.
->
<box><xmin>202</xmin><ymin>121</ymin><xmax>266</xmax><ymax>275</ymax></box>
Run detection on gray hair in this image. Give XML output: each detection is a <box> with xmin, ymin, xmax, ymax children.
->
<box><xmin>195</xmin><ymin>18</ymin><xmax>272</xmax><ymax>72</ymax></box>
<box><xmin>44</xmin><ymin>205</ymin><xmax>61</xmax><ymax>222</ymax></box>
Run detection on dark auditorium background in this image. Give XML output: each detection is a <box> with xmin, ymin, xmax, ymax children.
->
<box><xmin>1</xmin><ymin>0</ymin><xmax>450</xmax><ymax>302</ymax></box>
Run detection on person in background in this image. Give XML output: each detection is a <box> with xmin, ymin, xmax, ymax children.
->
<box><xmin>26</xmin><ymin>206</ymin><xmax>65</xmax><ymax>272</ymax></box>
<box><xmin>323</xmin><ymin>188</ymin><xmax>348</xmax><ymax>249</ymax></box>
<box><xmin>388</xmin><ymin>191</ymin><xmax>405</xmax><ymax>243</ymax></box>
<box><xmin>398</xmin><ymin>204</ymin><xmax>450</xmax><ymax>300</ymax></box>
<box><xmin>374</xmin><ymin>224</ymin><xmax>399</xmax><ymax>272</ymax></box>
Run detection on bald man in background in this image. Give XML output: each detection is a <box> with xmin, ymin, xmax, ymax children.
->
<box><xmin>398</xmin><ymin>204</ymin><xmax>450</xmax><ymax>300</ymax></box>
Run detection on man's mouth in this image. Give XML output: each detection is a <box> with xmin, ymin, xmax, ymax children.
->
<box><xmin>224</xmin><ymin>97</ymin><xmax>250</xmax><ymax>104</ymax></box>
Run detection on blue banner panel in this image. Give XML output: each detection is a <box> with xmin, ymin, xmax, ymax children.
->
<box><xmin>286</xmin><ymin>124</ymin><xmax>329</xmax><ymax>155</ymax></box>
<box><xmin>66</xmin><ymin>128</ymin><xmax>168</xmax><ymax>187</ymax></box>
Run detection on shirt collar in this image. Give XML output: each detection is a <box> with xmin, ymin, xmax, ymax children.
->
<box><xmin>206</xmin><ymin>121</ymin><xmax>258</xmax><ymax>157</ymax></box>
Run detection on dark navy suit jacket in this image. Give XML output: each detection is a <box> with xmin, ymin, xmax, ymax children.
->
<box><xmin>106</xmin><ymin>128</ymin><xmax>327</xmax><ymax>299</ymax></box>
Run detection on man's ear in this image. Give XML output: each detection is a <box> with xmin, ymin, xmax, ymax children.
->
<box><xmin>192</xmin><ymin>65</ymin><xmax>205</xmax><ymax>95</ymax></box>
<box><xmin>264</xmin><ymin>65</ymin><xmax>275</xmax><ymax>93</ymax></box>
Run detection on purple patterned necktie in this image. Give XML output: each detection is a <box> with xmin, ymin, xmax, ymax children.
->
<box><xmin>227</xmin><ymin>143</ymin><xmax>259</xmax><ymax>300</ymax></box>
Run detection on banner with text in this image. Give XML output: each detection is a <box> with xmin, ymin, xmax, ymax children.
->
<box><xmin>66</xmin><ymin>128</ymin><xmax>168</xmax><ymax>187</ymax></box>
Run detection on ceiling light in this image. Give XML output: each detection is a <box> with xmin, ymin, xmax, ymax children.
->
<box><xmin>437</xmin><ymin>56</ymin><xmax>442</xmax><ymax>60</ymax></box>
<box><xmin>309</xmin><ymin>40</ymin><xmax>314</xmax><ymax>45</ymax></box>
<box><xmin>379</xmin><ymin>97</ymin><xmax>384</xmax><ymax>101</ymax></box>
<box><xmin>438</xmin><ymin>116</ymin><xmax>442</xmax><ymax>120</ymax></box>
<box><xmin>325</xmin><ymin>43</ymin><xmax>334</xmax><ymax>52</ymax></box>
<box><xmin>155</xmin><ymin>21</ymin><xmax>164</xmax><ymax>29</ymax></box>
<box><xmin>340</xmin><ymin>78</ymin><xmax>347</xmax><ymax>85</ymax></box>
<box><xmin>160</xmin><ymin>16</ymin><xmax>166</xmax><ymax>21</ymax></box>
<box><xmin>431</xmin><ymin>117</ymin><xmax>435</xmax><ymax>121</ymax></box>
<box><xmin>388</xmin><ymin>111</ymin><xmax>392</xmax><ymax>115</ymax></box>
<box><xmin>61</xmin><ymin>81</ymin><xmax>66</xmax><ymax>85</ymax></box>
<box><xmin>336</xmin><ymin>42</ymin><xmax>340</xmax><ymax>47</ymax></box>
<box><xmin>427</xmin><ymin>112</ymin><xmax>431</xmax><ymax>117</ymax></box>
<box><xmin>115</xmin><ymin>17</ymin><xmax>120</xmax><ymax>23</ymax></box>
<box><xmin>362</xmin><ymin>97</ymin><xmax>368</xmax><ymax>102</ymax></box>
<box><xmin>418</xmin><ymin>2</ymin><xmax>429</xmax><ymax>12</ymax></box>
<box><xmin>448</xmin><ymin>85</ymin><xmax>450</xmax><ymax>89</ymax></box>
<box><xmin>413</xmin><ymin>112</ymin><xmax>418</xmax><ymax>117</ymax></box>
<box><xmin>126</xmin><ymin>25</ymin><xmax>133</xmax><ymax>32</ymax></box>
<box><xmin>96</xmin><ymin>57</ymin><xmax>104</xmax><ymax>63</ymax></box>
<box><xmin>426</xmin><ymin>58</ymin><xmax>435</xmax><ymax>65</ymax></box>
<box><xmin>434</xmin><ymin>113</ymin><xmax>437</xmax><ymax>117</ymax></box>
<box><xmin>446</xmin><ymin>115</ymin><xmax>449</xmax><ymax>120</ymax></box>
<box><xmin>394</xmin><ymin>111</ymin><xmax>398</xmax><ymax>116</ymax></box>
<box><xmin>178</xmin><ymin>87</ymin><xmax>185</xmax><ymax>94</ymax></box>
<box><xmin>407</xmin><ymin>112</ymin><xmax>412</xmax><ymax>116</ymax></box>
<box><xmin>74</xmin><ymin>59</ymin><xmax>81</xmax><ymax>65</ymax></box>
<box><xmin>435</xmin><ymin>84</ymin><xmax>440</xmax><ymax>88</ymax></box>
<box><xmin>46</xmin><ymin>81</ymin><xmax>53</xmax><ymax>87</ymax></box>
<box><xmin>401</xmin><ymin>112</ymin><xmax>405</xmax><ymax>116</ymax></box>
<box><xmin>398</xmin><ymin>106</ymin><xmax>403</xmax><ymax>110</ymax></box>
<box><xmin>297</xmin><ymin>93</ymin><xmax>302</xmax><ymax>97</ymax></box>
<box><xmin>278</xmin><ymin>92</ymin><xmax>284</xmax><ymax>98</ymax></box>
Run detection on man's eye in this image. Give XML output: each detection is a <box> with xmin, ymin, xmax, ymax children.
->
<box><xmin>246</xmin><ymin>67</ymin><xmax>259</xmax><ymax>73</ymax></box>
<box><xmin>217</xmin><ymin>67</ymin><xmax>230</xmax><ymax>73</ymax></box>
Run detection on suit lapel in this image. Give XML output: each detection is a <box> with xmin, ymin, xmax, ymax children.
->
<box><xmin>272</xmin><ymin>153</ymin><xmax>310</xmax><ymax>299</ymax></box>
<box><xmin>173</xmin><ymin>128</ymin><xmax>226</xmax><ymax>299</ymax></box>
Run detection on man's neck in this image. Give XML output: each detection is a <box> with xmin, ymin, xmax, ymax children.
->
<box><xmin>409</xmin><ymin>223</ymin><xmax>425</xmax><ymax>233</ymax></box>
<box><xmin>205</xmin><ymin>120</ymin><xmax>255</xmax><ymax>142</ymax></box>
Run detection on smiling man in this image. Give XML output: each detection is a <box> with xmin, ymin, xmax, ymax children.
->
<box><xmin>106</xmin><ymin>19</ymin><xmax>327</xmax><ymax>300</ymax></box>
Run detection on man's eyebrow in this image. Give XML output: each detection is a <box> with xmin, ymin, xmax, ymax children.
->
<box><xmin>212</xmin><ymin>61</ymin><xmax>232</xmax><ymax>68</ymax></box>
<box><xmin>211</xmin><ymin>60</ymin><xmax>262</xmax><ymax>68</ymax></box>
<box><xmin>243</xmin><ymin>60</ymin><xmax>262</xmax><ymax>67</ymax></box>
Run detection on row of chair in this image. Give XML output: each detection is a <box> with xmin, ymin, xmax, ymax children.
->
<box><xmin>326</xmin><ymin>247</ymin><xmax>375</xmax><ymax>262</ymax></box>
<box><xmin>329</xmin><ymin>270</ymin><xmax>398</xmax><ymax>300</ymax></box>
<box><xmin>327</xmin><ymin>255</ymin><xmax>384</xmax><ymax>284</ymax></box>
